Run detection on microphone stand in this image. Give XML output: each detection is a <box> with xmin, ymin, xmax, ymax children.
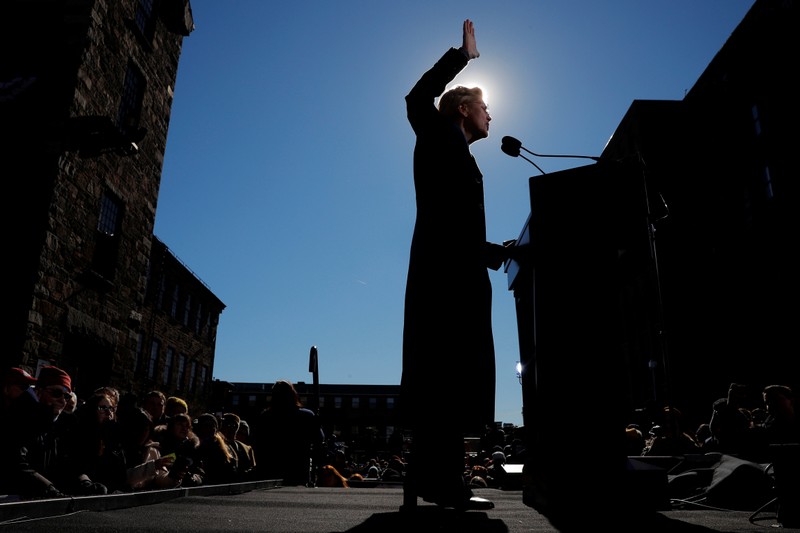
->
<box><xmin>516</xmin><ymin>153</ymin><xmax>546</xmax><ymax>175</ymax></box>
<box><xmin>635</xmin><ymin>153</ymin><xmax>672</xmax><ymax>411</ymax></box>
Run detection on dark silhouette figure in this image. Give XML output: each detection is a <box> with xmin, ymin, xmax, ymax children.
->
<box><xmin>401</xmin><ymin>19</ymin><xmax>510</xmax><ymax>511</ymax></box>
<box><xmin>253</xmin><ymin>380</ymin><xmax>325</xmax><ymax>486</ymax></box>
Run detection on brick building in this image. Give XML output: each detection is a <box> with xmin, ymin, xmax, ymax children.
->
<box><xmin>1</xmin><ymin>0</ymin><xmax>223</xmax><ymax>411</ymax></box>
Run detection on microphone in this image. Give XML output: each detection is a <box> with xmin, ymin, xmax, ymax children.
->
<box><xmin>501</xmin><ymin>136</ymin><xmax>604</xmax><ymax>175</ymax></box>
<box><xmin>501</xmin><ymin>136</ymin><xmax>546</xmax><ymax>175</ymax></box>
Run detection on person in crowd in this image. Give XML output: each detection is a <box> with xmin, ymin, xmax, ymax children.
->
<box><xmin>1</xmin><ymin>367</ymin><xmax>37</xmax><ymax>415</ymax></box>
<box><xmin>94</xmin><ymin>386</ymin><xmax>120</xmax><ymax>409</ymax></box>
<box><xmin>165</xmin><ymin>396</ymin><xmax>189</xmax><ymax>418</ymax></box>
<box><xmin>381</xmin><ymin>455</ymin><xmax>406</xmax><ymax>482</ymax></box>
<box><xmin>142</xmin><ymin>390</ymin><xmax>167</xmax><ymax>428</ymax></box>
<box><xmin>0</xmin><ymin>365</ymin><xmax>74</xmax><ymax>499</ymax></box>
<box><xmin>704</xmin><ymin>386</ymin><xmax>755</xmax><ymax>457</ymax></box>
<box><xmin>253</xmin><ymin>380</ymin><xmax>325</xmax><ymax>486</ymax></box>
<box><xmin>641</xmin><ymin>406</ymin><xmax>701</xmax><ymax>456</ymax></box>
<box><xmin>330</xmin><ymin>448</ymin><xmax>353</xmax><ymax>480</ymax></box>
<box><xmin>626</xmin><ymin>425</ymin><xmax>646</xmax><ymax>456</ymax></box>
<box><xmin>220</xmin><ymin>412</ymin><xmax>257</xmax><ymax>481</ymax></box>
<box><xmin>316</xmin><ymin>464</ymin><xmax>350</xmax><ymax>488</ymax></box>
<box><xmin>236</xmin><ymin>419</ymin><xmax>253</xmax><ymax>445</ymax></box>
<box><xmin>193</xmin><ymin>413</ymin><xmax>237</xmax><ymax>485</ymax></box>
<box><xmin>400</xmin><ymin>18</ymin><xmax>510</xmax><ymax>511</ymax></box>
<box><xmin>152</xmin><ymin>412</ymin><xmax>203</xmax><ymax>486</ymax></box>
<box><xmin>760</xmin><ymin>384</ymin><xmax>799</xmax><ymax>444</ymax></box>
<box><xmin>119</xmin><ymin>407</ymin><xmax>180</xmax><ymax>491</ymax></box>
<box><xmin>364</xmin><ymin>458</ymin><xmax>381</xmax><ymax>479</ymax></box>
<box><xmin>59</xmin><ymin>391</ymin><xmax>125</xmax><ymax>495</ymax></box>
<box><xmin>486</xmin><ymin>450</ymin><xmax>507</xmax><ymax>488</ymax></box>
<box><xmin>63</xmin><ymin>391</ymin><xmax>79</xmax><ymax>414</ymax></box>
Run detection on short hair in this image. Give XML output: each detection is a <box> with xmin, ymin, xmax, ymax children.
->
<box><xmin>763</xmin><ymin>384</ymin><xmax>793</xmax><ymax>402</ymax></box>
<box><xmin>438</xmin><ymin>86</ymin><xmax>483</xmax><ymax>120</ymax></box>
<box><xmin>166</xmin><ymin>396</ymin><xmax>188</xmax><ymax>414</ymax></box>
<box><xmin>145</xmin><ymin>390</ymin><xmax>166</xmax><ymax>401</ymax></box>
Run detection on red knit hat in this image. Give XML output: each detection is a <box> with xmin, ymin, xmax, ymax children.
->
<box><xmin>36</xmin><ymin>365</ymin><xmax>72</xmax><ymax>393</ymax></box>
<box><xmin>3</xmin><ymin>367</ymin><xmax>37</xmax><ymax>387</ymax></box>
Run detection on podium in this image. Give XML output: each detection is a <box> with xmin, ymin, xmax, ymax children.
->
<box><xmin>506</xmin><ymin>160</ymin><xmax>669</xmax><ymax>529</ymax></box>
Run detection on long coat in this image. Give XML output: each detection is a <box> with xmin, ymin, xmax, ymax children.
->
<box><xmin>401</xmin><ymin>48</ymin><xmax>498</xmax><ymax>436</ymax></box>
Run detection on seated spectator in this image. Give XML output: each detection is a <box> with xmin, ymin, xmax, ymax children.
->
<box><xmin>761</xmin><ymin>384</ymin><xmax>799</xmax><ymax>445</ymax></box>
<box><xmin>119</xmin><ymin>407</ymin><xmax>180</xmax><ymax>491</ymax></box>
<box><xmin>0</xmin><ymin>365</ymin><xmax>74</xmax><ymax>499</ymax></box>
<box><xmin>194</xmin><ymin>413</ymin><xmax>237</xmax><ymax>485</ymax></box>
<box><xmin>642</xmin><ymin>406</ymin><xmax>701</xmax><ymax>456</ymax></box>
<box><xmin>142</xmin><ymin>390</ymin><xmax>167</xmax><ymax>429</ymax></box>
<box><xmin>626</xmin><ymin>425</ymin><xmax>646</xmax><ymax>456</ymax></box>
<box><xmin>236</xmin><ymin>419</ymin><xmax>252</xmax><ymax>445</ymax></box>
<box><xmin>1</xmin><ymin>367</ymin><xmax>37</xmax><ymax>415</ymax></box>
<box><xmin>220</xmin><ymin>412</ymin><xmax>257</xmax><ymax>481</ymax></box>
<box><xmin>59</xmin><ymin>392</ymin><xmax>125</xmax><ymax>495</ymax></box>
<box><xmin>364</xmin><ymin>458</ymin><xmax>381</xmax><ymax>479</ymax></box>
<box><xmin>165</xmin><ymin>396</ymin><xmax>189</xmax><ymax>418</ymax></box>
<box><xmin>151</xmin><ymin>413</ymin><xmax>203</xmax><ymax>486</ymax></box>
<box><xmin>316</xmin><ymin>464</ymin><xmax>349</xmax><ymax>487</ymax></box>
<box><xmin>381</xmin><ymin>455</ymin><xmax>406</xmax><ymax>482</ymax></box>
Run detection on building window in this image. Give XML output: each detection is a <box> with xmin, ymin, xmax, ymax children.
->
<box><xmin>351</xmin><ymin>397</ymin><xmax>360</xmax><ymax>409</ymax></box>
<box><xmin>134</xmin><ymin>332</ymin><xmax>144</xmax><ymax>374</ymax></box>
<box><xmin>188</xmin><ymin>360</ymin><xmax>197</xmax><ymax>393</ymax></box>
<box><xmin>117</xmin><ymin>61</ymin><xmax>145</xmax><ymax>138</ymax></box>
<box><xmin>369</xmin><ymin>397</ymin><xmax>377</xmax><ymax>409</ymax></box>
<box><xmin>208</xmin><ymin>312</ymin><xmax>218</xmax><ymax>342</ymax></box>
<box><xmin>148</xmin><ymin>339</ymin><xmax>160</xmax><ymax>380</ymax></box>
<box><xmin>134</xmin><ymin>0</ymin><xmax>157</xmax><ymax>41</ymax></box>
<box><xmin>162</xmin><ymin>347</ymin><xmax>174</xmax><ymax>386</ymax></box>
<box><xmin>319</xmin><ymin>396</ymin><xmax>325</xmax><ymax>408</ymax></box>
<box><xmin>176</xmin><ymin>353</ymin><xmax>186</xmax><ymax>391</ymax></box>
<box><xmin>182</xmin><ymin>293</ymin><xmax>192</xmax><ymax>327</ymax></box>
<box><xmin>232</xmin><ymin>395</ymin><xmax>240</xmax><ymax>406</ymax></box>
<box><xmin>92</xmin><ymin>191</ymin><xmax>123</xmax><ymax>279</ymax></box>
<box><xmin>194</xmin><ymin>302</ymin><xmax>203</xmax><ymax>334</ymax></box>
<box><xmin>199</xmin><ymin>365</ymin><xmax>208</xmax><ymax>394</ymax></box>
<box><xmin>248</xmin><ymin>395</ymin><xmax>256</xmax><ymax>406</ymax></box>
<box><xmin>155</xmin><ymin>271</ymin><xmax>166</xmax><ymax>309</ymax></box>
<box><xmin>170</xmin><ymin>284</ymin><xmax>180</xmax><ymax>319</ymax></box>
<box><xmin>386</xmin><ymin>397</ymin><xmax>395</xmax><ymax>409</ymax></box>
<box><xmin>334</xmin><ymin>397</ymin><xmax>342</xmax><ymax>409</ymax></box>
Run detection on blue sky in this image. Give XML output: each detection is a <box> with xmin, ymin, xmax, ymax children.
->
<box><xmin>155</xmin><ymin>1</ymin><xmax>755</xmax><ymax>427</ymax></box>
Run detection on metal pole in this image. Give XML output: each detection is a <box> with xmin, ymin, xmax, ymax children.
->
<box><xmin>308</xmin><ymin>345</ymin><xmax>320</xmax><ymax>414</ymax></box>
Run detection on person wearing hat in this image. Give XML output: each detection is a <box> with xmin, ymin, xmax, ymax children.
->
<box><xmin>2</xmin><ymin>367</ymin><xmax>37</xmax><ymax>414</ymax></box>
<box><xmin>0</xmin><ymin>365</ymin><xmax>74</xmax><ymax>499</ymax></box>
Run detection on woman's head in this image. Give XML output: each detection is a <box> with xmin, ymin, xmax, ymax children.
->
<box><xmin>270</xmin><ymin>380</ymin><xmax>302</xmax><ymax>410</ymax></box>
<box><xmin>168</xmin><ymin>412</ymin><xmax>193</xmax><ymax>439</ymax></box>
<box><xmin>438</xmin><ymin>86</ymin><xmax>483</xmax><ymax>119</ymax></box>
<box><xmin>78</xmin><ymin>392</ymin><xmax>117</xmax><ymax>425</ymax></box>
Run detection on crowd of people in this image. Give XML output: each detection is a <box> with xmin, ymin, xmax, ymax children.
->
<box><xmin>2</xmin><ymin>365</ymin><xmax>797</xmax><ymax>503</ymax></box>
<box><xmin>627</xmin><ymin>382</ymin><xmax>799</xmax><ymax>464</ymax></box>
<box><xmin>0</xmin><ymin>369</ymin><xmax>329</xmax><ymax>500</ymax></box>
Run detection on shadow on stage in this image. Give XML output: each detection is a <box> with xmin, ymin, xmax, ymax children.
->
<box><xmin>341</xmin><ymin>508</ymin><xmax>507</xmax><ymax>533</ymax></box>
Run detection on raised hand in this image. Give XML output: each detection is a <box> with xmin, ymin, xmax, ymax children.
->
<box><xmin>462</xmin><ymin>19</ymin><xmax>480</xmax><ymax>59</ymax></box>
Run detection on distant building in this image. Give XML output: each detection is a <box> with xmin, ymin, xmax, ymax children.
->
<box><xmin>1</xmin><ymin>0</ymin><xmax>223</xmax><ymax>411</ymax></box>
<box><xmin>219</xmin><ymin>382</ymin><xmax>404</xmax><ymax>461</ymax></box>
